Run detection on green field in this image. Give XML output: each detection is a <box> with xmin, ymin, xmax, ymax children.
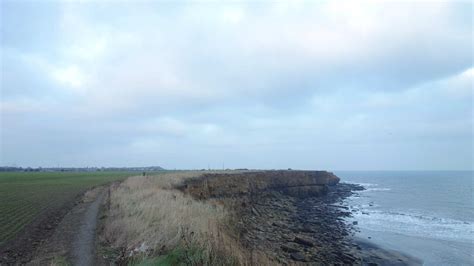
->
<box><xmin>0</xmin><ymin>171</ymin><xmax>135</xmax><ymax>246</ymax></box>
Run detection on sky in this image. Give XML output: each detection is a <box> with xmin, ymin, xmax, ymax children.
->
<box><xmin>0</xmin><ymin>0</ymin><xmax>472</xmax><ymax>170</ymax></box>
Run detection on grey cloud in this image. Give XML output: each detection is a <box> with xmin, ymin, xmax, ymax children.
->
<box><xmin>1</xmin><ymin>1</ymin><xmax>472</xmax><ymax>170</ymax></box>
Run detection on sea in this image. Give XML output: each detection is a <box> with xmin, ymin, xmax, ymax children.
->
<box><xmin>335</xmin><ymin>171</ymin><xmax>473</xmax><ymax>266</ymax></box>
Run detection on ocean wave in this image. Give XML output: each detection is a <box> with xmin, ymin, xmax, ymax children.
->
<box><xmin>343</xmin><ymin>182</ymin><xmax>391</xmax><ymax>192</ymax></box>
<box><xmin>362</xmin><ymin>187</ymin><xmax>391</xmax><ymax>192</ymax></box>
<box><xmin>344</xmin><ymin>182</ymin><xmax>378</xmax><ymax>187</ymax></box>
<box><xmin>352</xmin><ymin>209</ymin><xmax>474</xmax><ymax>243</ymax></box>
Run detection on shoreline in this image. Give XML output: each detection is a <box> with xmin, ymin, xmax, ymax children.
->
<box><xmin>181</xmin><ymin>171</ymin><xmax>423</xmax><ymax>264</ymax></box>
<box><xmin>339</xmin><ymin>171</ymin><xmax>474</xmax><ymax>265</ymax></box>
<box><xmin>342</xmin><ymin>182</ymin><xmax>424</xmax><ymax>265</ymax></box>
<box><xmin>353</xmin><ymin>225</ymin><xmax>474</xmax><ymax>265</ymax></box>
<box><xmin>353</xmin><ymin>237</ymin><xmax>423</xmax><ymax>266</ymax></box>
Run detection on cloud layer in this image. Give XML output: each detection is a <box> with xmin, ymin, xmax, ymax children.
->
<box><xmin>1</xmin><ymin>0</ymin><xmax>472</xmax><ymax>170</ymax></box>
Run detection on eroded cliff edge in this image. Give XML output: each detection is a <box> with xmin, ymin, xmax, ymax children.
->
<box><xmin>180</xmin><ymin>170</ymin><xmax>339</xmax><ymax>199</ymax></box>
<box><xmin>179</xmin><ymin>170</ymin><xmax>420</xmax><ymax>265</ymax></box>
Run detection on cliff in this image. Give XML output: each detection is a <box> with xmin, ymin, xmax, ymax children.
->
<box><xmin>179</xmin><ymin>170</ymin><xmax>340</xmax><ymax>199</ymax></box>
<box><xmin>176</xmin><ymin>170</ymin><xmax>419</xmax><ymax>265</ymax></box>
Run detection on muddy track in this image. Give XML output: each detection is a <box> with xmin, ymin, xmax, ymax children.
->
<box><xmin>71</xmin><ymin>190</ymin><xmax>106</xmax><ymax>266</ymax></box>
<box><xmin>27</xmin><ymin>187</ymin><xmax>108</xmax><ymax>265</ymax></box>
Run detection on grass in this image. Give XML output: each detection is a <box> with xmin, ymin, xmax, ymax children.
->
<box><xmin>0</xmin><ymin>171</ymin><xmax>138</xmax><ymax>246</ymax></box>
<box><xmin>130</xmin><ymin>245</ymin><xmax>215</xmax><ymax>266</ymax></box>
<box><xmin>102</xmin><ymin>172</ymin><xmax>271</xmax><ymax>265</ymax></box>
<box><xmin>49</xmin><ymin>255</ymin><xmax>69</xmax><ymax>266</ymax></box>
<box><xmin>103</xmin><ymin>172</ymin><xmax>225</xmax><ymax>252</ymax></box>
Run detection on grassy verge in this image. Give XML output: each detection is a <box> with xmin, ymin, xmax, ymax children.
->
<box><xmin>129</xmin><ymin>244</ymin><xmax>237</xmax><ymax>266</ymax></box>
<box><xmin>100</xmin><ymin>172</ymin><xmax>270</xmax><ymax>265</ymax></box>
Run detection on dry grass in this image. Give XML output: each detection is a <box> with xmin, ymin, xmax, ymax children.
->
<box><xmin>102</xmin><ymin>171</ymin><xmax>272</xmax><ymax>265</ymax></box>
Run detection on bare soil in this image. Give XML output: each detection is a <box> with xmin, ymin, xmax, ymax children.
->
<box><xmin>0</xmin><ymin>193</ymin><xmax>84</xmax><ymax>265</ymax></box>
<box><xmin>27</xmin><ymin>187</ymin><xmax>107</xmax><ymax>265</ymax></box>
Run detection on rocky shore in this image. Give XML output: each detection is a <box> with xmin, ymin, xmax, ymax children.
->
<box><xmin>181</xmin><ymin>171</ymin><xmax>421</xmax><ymax>265</ymax></box>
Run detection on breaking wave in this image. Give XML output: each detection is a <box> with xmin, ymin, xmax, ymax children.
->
<box><xmin>352</xmin><ymin>208</ymin><xmax>473</xmax><ymax>243</ymax></box>
<box><xmin>344</xmin><ymin>182</ymin><xmax>391</xmax><ymax>192</ymax></box>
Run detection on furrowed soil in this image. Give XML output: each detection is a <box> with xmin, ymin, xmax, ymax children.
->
<box><xmin>0</xmin><ymin>192</ymin><xmax>83</xmax><ymax>264</ymax></box>
<box><xmin>0</xmin><ymin>172</ymin><xmax>133</xmax><ymax>264</ymax></box>
<box><xmin>28</xmin><ymin>186</ymin><xmax>108</xmax><ymax>265</ymax></box>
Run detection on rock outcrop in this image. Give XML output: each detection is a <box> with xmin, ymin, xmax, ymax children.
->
<box><xmin>179</xmin><ymin>170</ymin><xmax>339</xmax><ymax>199</ymax></box>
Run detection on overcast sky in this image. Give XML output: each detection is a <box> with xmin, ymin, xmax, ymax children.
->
<box><xmin>1</xmin><ymin>0</ymin><xmax>472</xmax><ymax>170</ymax></box>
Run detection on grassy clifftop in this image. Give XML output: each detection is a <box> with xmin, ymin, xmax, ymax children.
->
<box><xmin>99</xmin><ymin>170</ymin><xmax>342</xmax><ymax>265</ymax></box>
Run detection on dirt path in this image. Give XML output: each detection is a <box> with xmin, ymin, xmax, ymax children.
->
<box><xmin>29</xmin><ymin>187</ymin><xmax>107</xmax><ymax>265</ymax></box>
<box><xmin>71</xmin><ymin>189</ymin><xmax>106</xmax><ymax>266</ymax></box>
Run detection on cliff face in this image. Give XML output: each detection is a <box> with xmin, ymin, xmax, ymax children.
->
<box><xmin>180</xmin><ymin>170</ymin><xmax>340</xmax><ymax>199</ymax></box>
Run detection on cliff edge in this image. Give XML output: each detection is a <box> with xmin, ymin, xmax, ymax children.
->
<box><xmin>179</xmin><ymin>170</ymin><xmax>340</xmax><ymax>199</ymax></box>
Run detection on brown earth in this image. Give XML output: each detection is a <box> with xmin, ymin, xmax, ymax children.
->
<box><xmin>27</xmin><ymin>186</ymin><xmax>108</xmax><ymax>265</ymax></box>
<box><xmin>0</xmin><ymin>186</ymin><xmax>110</xmax><ymax>266</ymax></box>
<box><xmin>0</xmin><ymin>193</ymin><xmax>86</xmax><ymax>265</ymax></box>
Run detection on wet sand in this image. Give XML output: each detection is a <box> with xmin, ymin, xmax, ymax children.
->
<box><xmin>354</xmin><ymin>237</ymin><xmax>422</xmax><ymax>265</ymax></box>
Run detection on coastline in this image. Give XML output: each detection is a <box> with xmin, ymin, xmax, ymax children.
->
<box><xmin>340</xmin><ymin>171</ymin><xmax>474</xmax><ymax>265</ymax></box>
<box><xmin>353</xmin><ymin>224</ymin><xmax>473</xmax><ymax>265</ymax></box>
<box><xmin>19</xmin><ymin>170</ymin><xmax>427</xmax><ymax>265</ymax></box>
<box><xmin>181</xmin><ymin>171</ymin><xmax>423</xmax><ymax>265</ymax></box>
<box><xmin>353</xmin><ymin>237</ymin><xmax>422</xmax><ymax>266</ymax></box>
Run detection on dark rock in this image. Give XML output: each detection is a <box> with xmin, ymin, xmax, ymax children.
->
<box><xmin>272</xmin><ymin>221</ymin><xmax>287</xmax><ymax>228</ymax></box>
<box><xmin>341</xmin><ymin>253</ymin><xmax>357</xmax><ymax>263</ymax></box>
<box><xmin>251</xmin><ymin>207</ymin><xmax>260</xmax><ymax>216</ymax></box>
<box><xmin>281</xmin><ymin>244</ymin><xmax>300</xmax><ymax>253</ymax></box>
<box><xmin>302</xmin><ymin>224</ymin><xmax>316</xmax><ymax>233</ymax></box>
<box><xmin>282</xmin><ymin>185</ymin><xmax>328</xmax><ymax>198</ymax></box>
<box><xmin>294</xmin><ymin>235</ymin><xmax>315</xmax><ymax>247</ymax></box>
<box><xmin>290</xmin><ymin>252</ymin><xmax>307</xmax><ymax>261</ymax></box>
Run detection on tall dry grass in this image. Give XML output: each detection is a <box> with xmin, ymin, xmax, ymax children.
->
<box><xmin>102</xmin><ymin>171</ymin><xmax>272</xmax><ymax>265</ymax></box>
